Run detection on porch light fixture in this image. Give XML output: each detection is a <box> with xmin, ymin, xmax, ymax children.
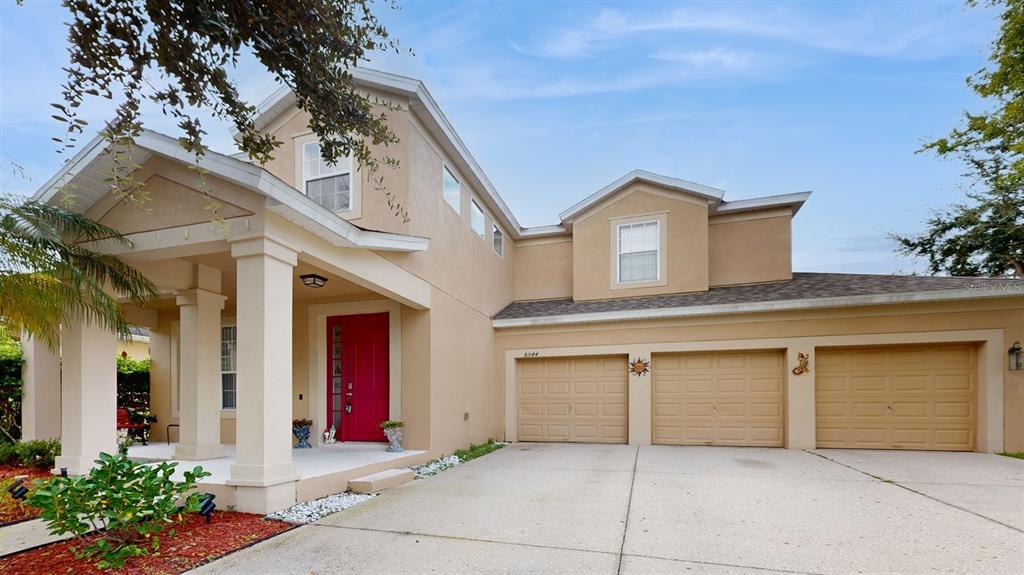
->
<box><xmin>1010</xmin><ymin>341</ymin><xmax>1023</xmax><ymax>371</ymax></box>
<box><xmin>300</xmin><ymin>273</ymin><xmax>328</xmax><ymax>288</ymax></box>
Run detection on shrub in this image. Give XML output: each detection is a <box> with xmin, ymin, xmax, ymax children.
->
<box><xmin>379</xmin><ymin>420</ymin><xmax>404</xmax><ymax>430</ymax></box>
<box><xmin>0</xmin><ymin>328</ymin><xmax>24</xmax><ymax>441</ymax></box>
<box><xmin>27</xmin><ymin>453</ymin><xmax>210</xmax><ymax>569</ymax></box>
<box><xmin>14</xmin><ymin>439</ymin><xmax>60</xmax><ymax>469</ymax></box>
<box><xmin>0</xmin><ymin>442</ymin><xmax>17</xmax><ymax>466</ymax></box>
<box><xmin>453</xmin><ymin>438</ymin><xmax>504</xmax><ymax>462</ymax></box>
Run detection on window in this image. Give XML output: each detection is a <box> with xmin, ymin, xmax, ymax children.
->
<box><xmin>471</xmin><ymin>200</ymin><xmax>485</xmax><ymax>238</ymax></box>
<box><xmin>442</xmin><ymin>165</ymin><xmax>460</xmax><ymax>212</ymax></box>
<box><xmin>617</xmin><ymin>221</ymin><xmax>660</xmax><ymax>283</ymax></box>
<box><xmin>302</xmin><ymin>142</ymin><xmax>351</xmax><ymax>211</ymax></box>
<box><xmin>492</xmin><ymin>224</ymin><xmax>503</xmax><ymax>257</ymax></box>
<box><xmin>221</xmin><ymin>325</ymin><xmax>237</xmax><ymax>409</ymax></box>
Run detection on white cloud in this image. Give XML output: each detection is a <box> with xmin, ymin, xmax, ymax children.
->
<box><xmin>649</xmin><ymin>47</ymin><xmax>755</xmax><ymax>69</ymax></box>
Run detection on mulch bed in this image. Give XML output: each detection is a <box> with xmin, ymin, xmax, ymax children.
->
<box><xmin>0</xmin><ymin>465</ymin><xmax>53</xmax><ymax>525</ymax></box>
<box><xmin>0</xmin><ymin>511</ymin><xmax>294</xmax><ymax>574</ymax></box>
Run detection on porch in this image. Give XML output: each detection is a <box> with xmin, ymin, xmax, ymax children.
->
<box><xmin>129</xmin><ymin>442</ymin><xmax>429</xmax><ymax>506</ymax></box>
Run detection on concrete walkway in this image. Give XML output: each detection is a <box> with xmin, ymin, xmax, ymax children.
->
<box><xmin>191</xmin><ymin>444</ymin><xmax>1024</xmax><ymax>574</ymax></box>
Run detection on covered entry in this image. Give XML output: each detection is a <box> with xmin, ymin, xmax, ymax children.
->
<box><xmin>652</xmin><ymin>350</ymin><xmax>785</xmax><ymax>446</ymax></box>
<box><xmin>815</xmin><ymin>344</ymin><xmax>977</xmax><ymax>451</ymax></box>
<box><xmin>517</xmin><ymin>355</ymin><xmax>628</xmax><ymax>443</ymax></box>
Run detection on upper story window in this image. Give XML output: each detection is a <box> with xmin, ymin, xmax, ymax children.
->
<box><xmin>492</xmin><ymin>223</ymin><xmax>503</xmax><ymax>257</ymax></box>
<box><xmin>443</xmin><ymin>165</ymin><xmax>461</xmax><ymax>213</ymax></box>
<box><xmin>471</xmin><ymin>199</ymin><xmax>485</xmax><ymax>238</ymax></box>
<box><xmin>303</xmin><ymin>142</ymin><xmax>351</xmax><ymax>212</ymax></box>
<box><xmin>220</xmin><ymin>325</ymin><xmax>237</xmax><ymax>410</ymax></box>
<box><xmin>617</xmin><ymin>220</ymin><xmax>660</xmax><ymax>283</ymax></box>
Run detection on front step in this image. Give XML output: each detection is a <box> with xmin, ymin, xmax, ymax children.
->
<box><xmin>348</xmin><ymin>468</ymin><xmax>415</xmax><ymax>493</ymax></box>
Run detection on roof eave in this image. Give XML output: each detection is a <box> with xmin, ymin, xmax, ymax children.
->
<box><xmin>491</xmin><ymin>287</ymin><xmax>1019</xmax><ymax>328</ymax></box>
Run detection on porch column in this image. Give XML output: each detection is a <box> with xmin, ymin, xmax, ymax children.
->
<box><xmin>53</xmin><ymin>319</ymin><xmax>117</xmax><ymax>475</ymax></box>
<box><xmin>20</xmin><ymin>334</ymin><xmax>62</xmax><ymax>440</ymax></box>
<box><xmin>227</xmin><ymin>237</ymin><xmax>299</xmax><ymax>513</ymax></box>
<box><xmin>173</xmin><ymin>288</ymin><xmax>226</xmax><ymax>460</ymax></box>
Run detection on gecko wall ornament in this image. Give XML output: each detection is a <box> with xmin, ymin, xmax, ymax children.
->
<box><xmin>792</xmin><ymin>352</ymin><xmax>810</xmax><ymax>375</ymax></box>
<box><xmin>629</xmin><ymin>357</ymin><xmax>650</xmax><ymax>377</ymax></box>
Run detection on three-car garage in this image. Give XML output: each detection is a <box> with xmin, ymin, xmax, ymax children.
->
<box><xmin>514</xmin><ymin>343</ymin><xmax>981</xmax><ymax>452</ymax></box>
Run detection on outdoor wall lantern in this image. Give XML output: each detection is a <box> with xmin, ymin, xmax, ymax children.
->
<box><xmin>300</xmin><ymin>273</ymin><xmax>328</xmax><ymax>288</ymax></box>
<box><xmin>1010</xmin><ymin>341</ymin><xmax>1023</xmax><ymax>371</ymax></box>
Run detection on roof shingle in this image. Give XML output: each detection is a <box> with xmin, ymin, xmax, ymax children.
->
<box><xmin>493</xmin><ymin>273</ymin><xmax>1024</xmax><ymax>321</ymax></box>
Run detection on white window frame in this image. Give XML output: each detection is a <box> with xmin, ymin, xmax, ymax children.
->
<box><xmin>220</xmin><ymin>324</ymin><xmax>237</xmax><ymax>410</ymax></box>
<box><xmin>442</xmin><ymin>164</ymin><xmax>461</xmax><ymax>213</ymax></box>
<box><xmin>471</xmin><ymin>199</ymin><xmax>486</xmax><ymax>238</ymax></box>
<box><xmin>616</xmin><ymin>220</ymin><xmax>661</xmax><ymax>284</ymax></box>
<box><xmin>301</xmin><ymin>140</ymin><xmax>353</xmax><ymax>212</ymax></box>
<box><xmin>492</xmin><ymin>223</ymin><xmax>504</xmax><ymax>257</ymax></box>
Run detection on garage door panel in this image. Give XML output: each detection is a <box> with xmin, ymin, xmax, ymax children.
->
<box><xmin>816</xmin><ymin>344</ymin><xmax>976</xmax><ymax>451</ymax></box>
<box><xmin>653</xmin><ymin>350</ymin><xmax>785</xmax><ymax>447</ymax></box>
<box><xmin>517</xmin><ymin>355</ymin><xmax>628</xmax><ymax>444</ymax></box>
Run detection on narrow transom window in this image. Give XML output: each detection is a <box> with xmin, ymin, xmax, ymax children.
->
<box><xmin>471</xmin><ymin>200</ymin><xmax>485</xmax><ymax>238</ymax></box>
<box><xmin>220</xmin><ymin>325</ymin><xmax>237</xmax><ymax>409</ymax></box>
<box><xmin>617</xmin><ymin>221</ymin><xmax>660</xmax><ymax>283</ymax></box>
<box><xmin>492</xmin><ymin>223</ymin><xmax>503</xmax><ymax>257</ymax></box>
<box><xmin>302</xmin><ymin>141</ymin><xmax>351</xmax><ymax>211</ymax></box>
<box><xmin>443</xmin><ymin>165</ymin><xmax>461</xmax><ymax>213</ymax></box>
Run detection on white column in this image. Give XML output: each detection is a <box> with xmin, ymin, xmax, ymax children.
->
<box><xmin>53</xmin><ymin>319</ymin><xmax>117</xmax><ymax>475</ymax></box>
<box><xmin>20</xmin><ymin>334</ymin><xmax>62</xmax><ymax>440</ymax></box>
<box><xmin>628</xmin><ymin>350</ymin><xmax>653</xmax><ymax>445</ymax></box>
<box><xmin>173</xmin><ymin>288</ymin><xmax>226</xmax><ymax>460</ymax></box>
<box><xmin>227</xmin><ymin>237</ymin><xmax>299</xmax><ymax>513</ymax></box>
<box><xmin>785</xmin><ymin>346</ymin><xmax>816</xmax><ymax>450</ymax></box>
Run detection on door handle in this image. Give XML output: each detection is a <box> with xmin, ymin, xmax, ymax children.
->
<box><xmin>345</xmin><ymin>392</ymin><xmax>353</xmax><ymax>398</ymax></box>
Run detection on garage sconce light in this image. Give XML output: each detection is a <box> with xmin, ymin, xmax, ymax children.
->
<box><xmin>300</xmin><ymin>273</ymin><xmax>328</xmax><ymax>288</ymax></box>
<box><xmin>1010</xmin><ymin>341</ymin><xmax>1023</xmax><ymax>371</ymax></box>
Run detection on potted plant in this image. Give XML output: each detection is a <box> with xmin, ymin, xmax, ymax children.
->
<box><xmin>380</xmin><ymin>420</ymin><xmax>405</xmax><ymax>452</ymax></box>
<box><xmin>292</xmin><ymin>418</ymin><xmax>313</xmax><ymax>448</ymax></box>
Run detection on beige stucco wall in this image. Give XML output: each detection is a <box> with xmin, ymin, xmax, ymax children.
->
<box><xmin>117</xmin><ymin>337</ymin><xmax>150</xmax><ymax>360</ymax></box>
<box><xmin>709</xmin><ymin>214</ymin><xmax>793</xmax><ymax>287</ymax></box>
<box><xmin>573</xmin><ymin>185</ymin><xmax>709</xmax><ymax>301</ymax></box>
<box><xmin>514</xmin><ymin>238</ymin><xmax>573</xmax><ymax>301</ymax></box>
<box><xmin>494</xmin><ymin>298</ymin><xmax>1024</xmax><ymax>452</ymax></box>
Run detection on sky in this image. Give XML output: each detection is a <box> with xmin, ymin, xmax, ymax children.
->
<box><xmin>0</xmin><ymin>1</ymin><xmax>1002</xmax><ymax>274</ymax></box>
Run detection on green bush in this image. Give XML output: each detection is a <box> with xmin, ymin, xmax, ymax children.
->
<box><xmin>27</xmin><ymin>453</ymin><xmax>210</xmax><ymax>569</ymax></box>
<box><xmin>0</xmin><ymin>442</ymin><xmax>17</xmax><ymax>466</ymax></box>
<box><xmin>453</xmin><ymin>438</ymin><xmax>504</xmax><ymax>462</ymax></box>
<box><xmin>14</xmin><ymin>439</ymin><xmax>60</xmax><ymax>469</ymax></box>
<box><xmin>0</xmin><ymin>329</ymin><xmax>24</xmax><ymax>441</ymax></box>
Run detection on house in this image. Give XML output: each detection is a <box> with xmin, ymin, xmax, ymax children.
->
<box><xmin>19</xmin><ymin>68</ymin><xmax>1024</xmax><ymax>514</ymax></box>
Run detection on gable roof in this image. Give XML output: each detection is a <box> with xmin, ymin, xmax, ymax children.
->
<box><xmin>493</xmin><ymin>272</ymin><xmax>1024</xmax><ymax>327</ymax></box>
<box><xmin>558</xmin><ymin>170</ymin><xmax>726</xmax><ymax>225</ymax></box>
<box><xmin>32</xmin><ymin>129</ymin><xmax>429</xmax><ymax>253</ymax></box>
<box><xmin>248</xmin><ymin>69</ymin><xmax>812</xmax><ymax>241</ymax></box>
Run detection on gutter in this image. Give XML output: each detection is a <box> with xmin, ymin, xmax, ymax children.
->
<box><xmin>491</xmin><ymin>287</ymin><xmax>1024</xmax><ymax>328</ymax></box>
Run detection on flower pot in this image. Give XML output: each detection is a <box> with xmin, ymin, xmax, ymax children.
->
<box><xmin>384</xmin><ymin>427</ymin><xmax>403</xmax><ymax>453</ymax></box>
<box><xmin>293</xmin><ymin>425</ymin><xmax>312</xmax><ymax>449</ymax></box>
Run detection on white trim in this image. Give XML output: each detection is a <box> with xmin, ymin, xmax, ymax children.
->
<box><xmin>518</xmin><ymin>224</ymin><xmax>570</xmax><ymax>238</ymax></box>
<box><xmin>492</xmin><ymin>223</ymin><xmax>504</xmax><ymax>258</ymax></box>
<box><xmin>307</xmin><ymin>299</ymin><xmax>402</xmax><ymax>446</ymax></box>
<box><xmin>492</xmin><ymin>288</ymin><xmax>1024</xmax><ymax>329</ymax></box>
<box><xmin>559</xmin><ymin>170</ymin><xmax>726</xmax><ymax>224</ymax></box>
<box><xmin>715</xmin><ymin>192</ymin><xmax>811</xmax><ymax>216</ymax></box>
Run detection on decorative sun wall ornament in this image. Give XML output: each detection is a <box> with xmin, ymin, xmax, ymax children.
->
<box><xmin>629</xmin><ymin>357</ymin><xmax>650</xmax><ymax>377</ymax></box>
<box><xmin>792</xmin><ymin>352</ymin><xmax>810</xmax><ymax>375</ymax></box>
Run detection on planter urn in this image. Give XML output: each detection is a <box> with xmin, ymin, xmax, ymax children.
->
<box><xmin>384</xmin><ymin>427</ymin><xmax>404</xmax><ymax>453</ymax></box>
<box><xmin>293</xmin><ymin>424</ymin><xmax>312</xmax><ymax>449</ymax></box>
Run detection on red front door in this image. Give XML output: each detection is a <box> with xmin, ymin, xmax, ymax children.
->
<box><xmin>326</xmin><ymin>313</ymin><xmax>390</xmax><ymax>442</ymax></box>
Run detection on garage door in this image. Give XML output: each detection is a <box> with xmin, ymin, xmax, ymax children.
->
<box><xmin>517</xmin><ymin>355</ymin><xmax>628</xmax><ymax>443</ymax></box>
<box><xmin>652</xmin><ymin>350</ymin><xmax>785</xmax><ymax>446</ymax></box>
<box><xmin>816</xmin><ymin>344</ymin><xmax>976</xmax><ymax>451</ymax></box>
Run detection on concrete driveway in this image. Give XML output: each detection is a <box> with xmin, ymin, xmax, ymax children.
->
<box><xmin>194</xmin><ymin>444</ymin><xmax>1024</xmax><ymax>574</ymax></box>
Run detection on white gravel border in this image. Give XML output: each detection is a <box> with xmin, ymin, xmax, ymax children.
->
<box><xmin>411</xmin><ymin>454</ymin><xmax>461</xmax><ymax>478</ymax></box>
<box><xmin>267</xmin><ymin>491</ymin><xmax>377</xmax><ymax>524</ymax></box>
